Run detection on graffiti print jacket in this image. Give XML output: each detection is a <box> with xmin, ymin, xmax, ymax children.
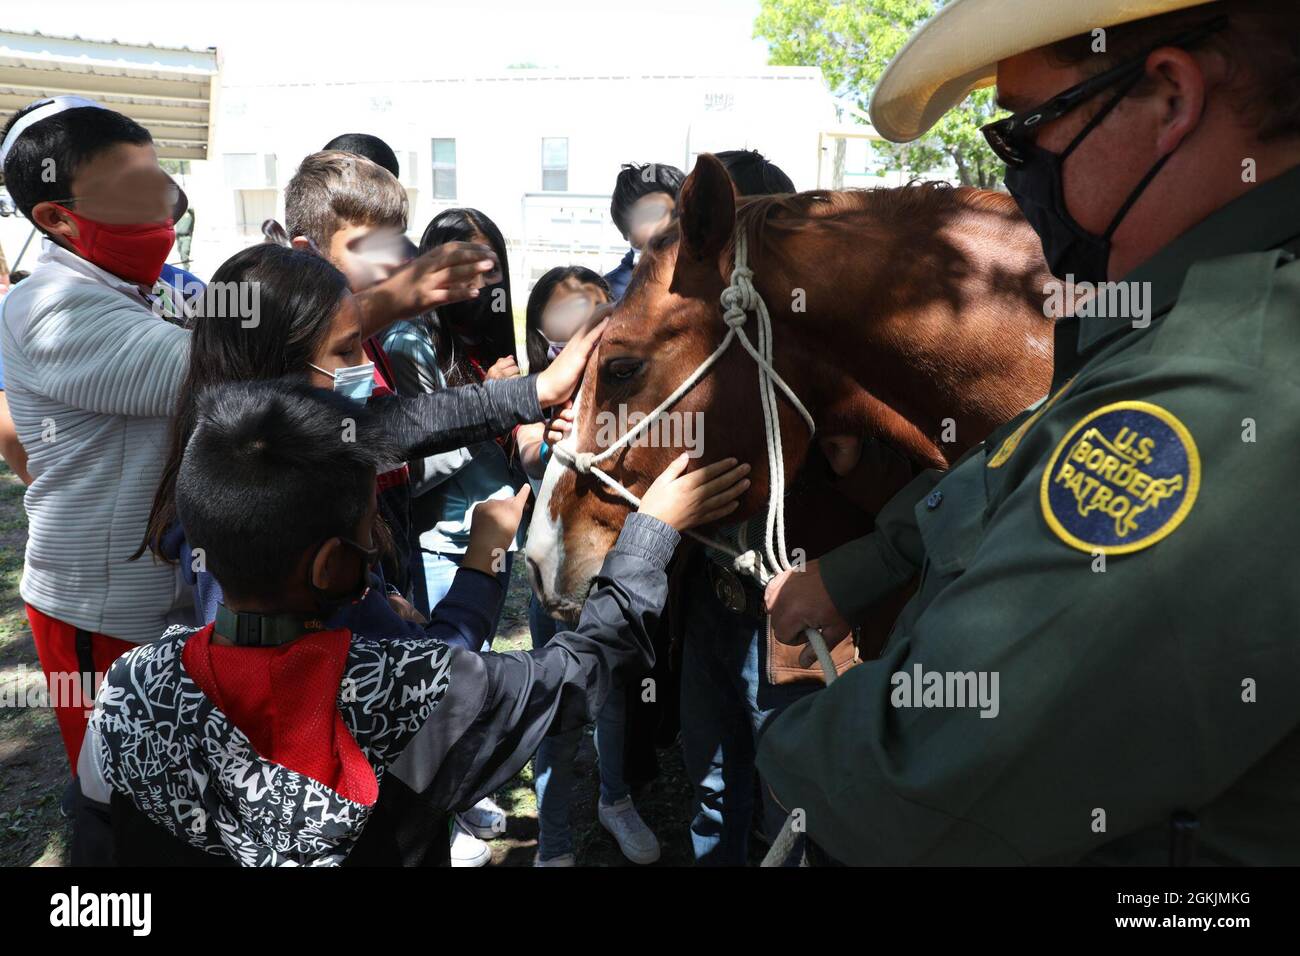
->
<box><xmin>75</xmin><ymin>513</ymin><xmax>678</xmax><ymax>866</ymax></box>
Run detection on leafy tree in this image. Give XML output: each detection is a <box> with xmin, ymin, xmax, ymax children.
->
<box><xmin>755</xmin><ymin>0</ymin><xmax>1004</xmax><ymax>189</ymax></box>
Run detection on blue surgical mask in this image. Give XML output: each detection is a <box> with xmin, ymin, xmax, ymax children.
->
<box><xmin>310</xmin><ymin>360</ymin><xmax>376</xmax><ymax>403</ymax></box>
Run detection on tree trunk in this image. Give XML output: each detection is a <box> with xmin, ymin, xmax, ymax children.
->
<box><xmin>951</xmin><ymin>150</ymin><xmax>973</xmax><ymax>187</ymax></box>
<box><xmin>832</xmin><ymin>136</ymin><xmax>846</xmax><ymax>190</ymax></box>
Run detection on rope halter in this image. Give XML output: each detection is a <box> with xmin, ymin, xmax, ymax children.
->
<box><xmin>551</xmin><ymin>228</ymin><xmax>837</xmax><ymax>683</ymax></box>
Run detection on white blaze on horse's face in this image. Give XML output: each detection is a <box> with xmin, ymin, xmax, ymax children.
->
<box><xmin>524</xmin><ymin>380</ymin><xmax>608</xmax><ymax>621</ymax></box>
<box><xmin>524</xmin><ymin>450</ymin><xmax>568</xmax><ymax>613</ymax></box>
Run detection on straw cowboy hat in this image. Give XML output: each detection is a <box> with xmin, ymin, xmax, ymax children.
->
<box><xmin>869</xmin><ymin>0</ymin><xmax>1222</xmax><ymax>143</ymax></box>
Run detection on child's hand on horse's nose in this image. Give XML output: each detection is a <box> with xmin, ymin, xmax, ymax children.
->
<box><xmin>637</xmin><ymin>454</ymin><xmax>751</xmax><ymax>532</ymax></box>
<box><xmin>765</xmin><ymin>562</ymin><xmax>852</xmax><ymax>651</ymax></box>
<box><xmin>535</xmin><ymin>317</ymin><xmax>609</xmax><ymax>406</ymax></box>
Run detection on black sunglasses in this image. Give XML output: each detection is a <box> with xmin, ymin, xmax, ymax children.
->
<box><xmin>981</xmin><ymin>15</ymin><xmax>1228</xmax><ymax>167</ymax></box>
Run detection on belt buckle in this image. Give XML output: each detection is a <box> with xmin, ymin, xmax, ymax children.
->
<box><xmin>711</xmin><ymin>564</ymin><xmax>748</xmax><ymax>615</ymax></box>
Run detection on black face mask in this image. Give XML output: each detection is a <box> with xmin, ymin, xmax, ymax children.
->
<box><xmin>1004</xmin><ymin>74</ymin><xmax>1176</xmax><ymax>285</ymax></box>
<box><xmin>308</xmin><ymin>536</ymin><xmax>379</xmax><ymax>619</ymax></box>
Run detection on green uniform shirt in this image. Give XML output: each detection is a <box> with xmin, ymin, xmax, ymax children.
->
<box><xmin>758</xmin><ymin>164</ymin><xmax>1300</xmax><ymax>865</ymax></box>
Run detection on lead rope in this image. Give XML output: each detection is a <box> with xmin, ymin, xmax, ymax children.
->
<box><xmin>551</xmin><ymin>231</ymin><xmax>837</xmax><ymax>866</ymax></box>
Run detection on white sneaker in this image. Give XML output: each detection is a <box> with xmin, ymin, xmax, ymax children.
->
<box><xmin>458</xmin><ymin>797</ymin><xmax>507</xmax><ymax>840</ymax></box>
<box><xmin>450</xmin><ymin>820</ymin><xmax>492</xmax><ymax>867</ymax></box>
<box><xmin>597</xmin><ymin>796</ymin><xmax>660</xmax><ymax>865</ymax></box>
<box><xmin>533</xmin><ymin>852</ymin><xmax>576</xmax><ymax>867</ymax></box>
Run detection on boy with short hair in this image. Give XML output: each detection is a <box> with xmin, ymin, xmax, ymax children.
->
<box><xmin>285</xmin><ymin>149</ymin><xmax>414</xmax><ymax>291</ymax></box>
<box><xmin>0</xmin><ymin>97</ymin><xmax>191</xmax><ymax>773</ymax></box>
<box><xmin>76</xmin><ymin>380</ymin><xmax>749</xmax><ymax>866</ymax></box>
<box><xmin>604</xmin><ymin>162</ymin><xmax>685</xmax><ymax>301</ymax></box>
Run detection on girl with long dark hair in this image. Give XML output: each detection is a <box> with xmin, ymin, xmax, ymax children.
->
<box><xmin>383</xmin><ymin>208</ymin><xmax>526</xmax><ymax>617</ymax></box>
<box><xmin>381</xmin><ymin>207</ymin><xmax>533</xmax><ymax>863</ymax></box>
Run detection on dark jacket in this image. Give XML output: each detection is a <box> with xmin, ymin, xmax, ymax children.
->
<box><xmin>603</xmin><ymin>248</ymin><xmax>636</xmax><ymax>302</ymax></box>
<box><xmin>75</xmin><ymin>513</ymin><xmax>679</xmax><ymax>866</ymax></box>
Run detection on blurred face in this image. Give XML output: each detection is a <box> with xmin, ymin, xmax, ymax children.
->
<box><xmin>626</xmin><ymin>192</ymin><xmax>674</xmax><ymax>250</ymax></box>
<box><xmin>307</xmin><ymin>293</ymin><xmax>367</xmax><ymax>387</ymax></box>
<box><xmin>541</xmin><ymin>277</ymin><xmax>609</xmax><ymax>344</ymax></box>
<box><xmin>33</xmin><ymin>142</ymin><xmax>175</xmax><ymax>238</ymax></box>
<box><xmin>324</xmin><ymin>222</ymin><xmax>409</xmax><ymax>292</ymax></box>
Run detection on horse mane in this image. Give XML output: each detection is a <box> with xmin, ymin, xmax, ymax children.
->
<box><xmin>643</xmin><ymin>181</ymin><xmax>1022</xmax><ymax>269</ymax></box>
<box><xmin>728</xmin><ymin>182</ymin><xmax>1023</xmax><ymax>259</ymax></box>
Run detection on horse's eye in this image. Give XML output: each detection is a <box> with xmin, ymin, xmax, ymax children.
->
<box><xmin>604</xmin><ymin>358</ymin><xmax>644</xmax><ymax>382</ymax></box>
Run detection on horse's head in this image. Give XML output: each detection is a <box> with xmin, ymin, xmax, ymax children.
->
<box><xmin>526</xmin><ymin>154</ymin><xmax>801</xmax><ymax>619</ymax></box>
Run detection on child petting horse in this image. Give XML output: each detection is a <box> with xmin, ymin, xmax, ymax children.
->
<box><xmin>74</xmin><ymin>379</ymin><xmax>750</xmax><ymax>866</ymax></box>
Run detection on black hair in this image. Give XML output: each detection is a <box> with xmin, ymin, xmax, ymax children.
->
<box><xmin>525</xmin><ymin>266</ymin><xmax>609</xmax><ymax>374</ymax></box>
<box><xmin>0</xmin><ymin>103</ymin><xmax>152</xmax><ymax>220</ymax></box>
<box><xmin>322</xmin><ymin>133</ymin><xmax>401</xmax><ymax>178</ymax></box>
<box><xmin>417</xmin><ymin>207</ymin><xmax>516</xmax><ymax>385</ymax></box>
<box><xmin>715</xmin><ymin>149</ymin><xmax>795</xmax><ymax>197</ymax></box>
<box><xmin>176</xmin><ymin>380</ymin><xmax>395</xmax><ymax>601</ymax></box>
<box><xmin>609</xmin><ymin>162</ymin><xmax>685</xmax><ymax>239</ymax></box>
<box><xmin>138</xmin><ymin>242</ymin><xmax>352</xmax><ymax>560</ymax></box>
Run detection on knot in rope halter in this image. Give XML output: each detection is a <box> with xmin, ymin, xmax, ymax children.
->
<box><xmin>720</xmin><ymin>261</ymin><xmax>757</xmax><ymax>327</ymax></box>
<box><xmin>731</xmin><ymin>549</ymin><xmax>764</xmax><ymax>579</ymax></box>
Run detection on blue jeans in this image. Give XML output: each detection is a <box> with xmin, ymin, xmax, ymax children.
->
<box><xmin>530</xmin><ymin>594</ymin><xmax>631</xmax><ymax>860</ymax></box>
<box><xmin>679</xmin><ymin>569</ymin><xmax>822</xmax><ymax>865</ymax></box>
<box><xmin>423</xmin><ymin>549</ymin><xmax>513</xmax><ymax>650</ymax></box>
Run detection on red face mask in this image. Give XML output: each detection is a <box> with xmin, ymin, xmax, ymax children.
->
<box><xmin>55</xmin><ymin>205</ymin><xmax>175</xmax><ymax>286</ymax></box>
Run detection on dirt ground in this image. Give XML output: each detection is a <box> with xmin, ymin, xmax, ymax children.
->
<box><xmin>0</xmin><ymin>460</ymin><xmax>721</xmax><ymax>867</ymax></box>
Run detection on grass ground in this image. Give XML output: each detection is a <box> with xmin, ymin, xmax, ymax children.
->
<box><xmin>0</xmin><ymin>463</ymin><xmax>69</xmax><ymax>866</ymax></box>
<box><xmin>0</xmin><ymin>459</ymin><xmax>710</xmax><ymax>867</ymax></box>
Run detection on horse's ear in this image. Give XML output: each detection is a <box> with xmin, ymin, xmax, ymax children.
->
<box><xmin>676</xmin><ymin>153</ymin><xmax>736</xmax><ymax>263</ymax></box>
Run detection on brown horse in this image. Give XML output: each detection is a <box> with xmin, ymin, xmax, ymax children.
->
<box><xmin>526</xmin><ymin>153</ymin><xmax>1054</xmax><ymax>620</ymax></box>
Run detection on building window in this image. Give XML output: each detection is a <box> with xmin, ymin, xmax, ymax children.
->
<box><xmin>224</xmin><ymin>152</ymin><xmax>278</xmax><ymax>239</ymax></box>
<box><xmin>541</xmin><ymin>137</ymin><xmax>568</xmax><ymax>191</ymax></box>
<box><xmin>432</xmin><ymin>138</ymin><xmax>457</xmax><ymax>200</ymax></box>
<box><xmin>223</xmin><ymin>152</ymin><xmax>276</xmax><ymax>188</ymax></box>
<box><xmin>234</xmin><ymin>189</ymin><xmax>277</xmax><ymax>239</ymax></box>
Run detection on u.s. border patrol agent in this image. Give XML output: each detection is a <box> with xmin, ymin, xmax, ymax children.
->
<box><xmin>758</xmin><ymin>0</ymin><xmax>1300</xmax><ymax>865</ymax></box>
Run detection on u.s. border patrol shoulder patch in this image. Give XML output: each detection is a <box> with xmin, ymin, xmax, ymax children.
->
<box><xmin>1040</xmin><ymin>401</ymin><xmax>1200</xmax><ymax>555</ymax></box>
